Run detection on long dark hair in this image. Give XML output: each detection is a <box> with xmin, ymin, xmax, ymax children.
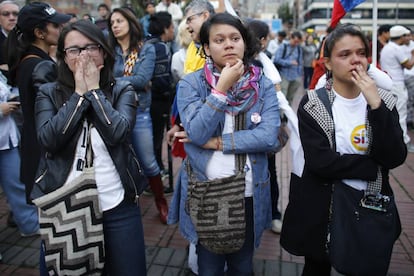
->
<box><xmin>107</xmin><ymin>8</ymin><xmax>144</xmax><ymax>52</ymax></box>
<box><xmin>323</xmin><ymin>24</ymin><xmax>369</xmax><ymax>59</ymax></box>
<box><xmin>199</xmin><ymin>13</ymin><xmax>260</xmax><ymax>65</ymax></box>
<box><xmin>6</xmin><ymin>21</ymin><xmax>49</xmax><ymax>85</ymax></box>
<box><xmin>56</xmin><ymin>20</ymin><xmax>114</xmax><ymax>103</ymax></box>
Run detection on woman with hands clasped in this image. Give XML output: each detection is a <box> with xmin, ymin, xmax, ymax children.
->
<box><xmin>281</xmin><ymin>24</ymin><xmax>407</xmax><ymax>275</ymax></box>
<box><xmin>33</xmin><ymin>20</ymin><xmax>146</xmax><ymax>275</ymax></box>
<box><xmin>169</xmin><ymin>13</ymin><xmax>280</xmax><ymax>275</ymax></box>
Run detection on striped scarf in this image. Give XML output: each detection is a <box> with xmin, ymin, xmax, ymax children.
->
<box><xmin>123</xmin><ymin>48</ymin><xmax>139</xmax><ymax>76</ymax></box>
<box><xmin>204</xmin><ymin>58</ymin><xmax>261</xmax><ymax>115</ymax></box>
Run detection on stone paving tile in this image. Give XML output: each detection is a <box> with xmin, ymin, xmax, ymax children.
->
<box><xmin>1</xmin><ymin>128</ymin><xmax>414</xmax><ymax>275</ymax></box>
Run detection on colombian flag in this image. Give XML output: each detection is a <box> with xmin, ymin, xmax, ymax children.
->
<box><xmin>330</xmin><ymin>0</ymin><xmax>365</xmax><ymax>28</ymax></box>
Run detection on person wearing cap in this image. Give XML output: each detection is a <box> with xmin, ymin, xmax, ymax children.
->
<box><xmin>6</xmin><ymin>2</ymin><xmax>71</xmax><ymax>203</ymax></box>
<box><xmin>380</xmin><ymin>25</ymin><xmax>414</xmax><ymax>153</ymax></box>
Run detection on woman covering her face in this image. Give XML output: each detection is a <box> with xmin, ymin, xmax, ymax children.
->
<box><xmin>282</xmin><ymin>24</ymin><xmax>407</xmax><ymax>275</ymax></box>
<box><xmin>33</xmin><ymin>20</ymin><xmax>146</xmax><ymax>275</ymax></box>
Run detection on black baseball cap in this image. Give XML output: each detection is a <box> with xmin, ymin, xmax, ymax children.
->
<box><xmin>17</xmin><ymin>2</ymin><xmax>71</xmax><ymax>32</ymax></box>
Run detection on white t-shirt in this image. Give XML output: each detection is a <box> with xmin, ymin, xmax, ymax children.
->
<box><xmin>205</xmin><ymin>113</ymin><xmax>253</xmax><ymax>197</ymax></box>
<box><xmin>380</xmin><ymin>41</ymin><xmax>410</xmax><ymax>83</ymax></box>
<box><xmin>90</xmin><ymin>128</ymin><xmax>124</xmax><ymax>211</ymax></box>
<box><xmin>332</xmin><ymin>90</ymin><xmax>368</xmax><ymax>191</ymax></box>
<box><xmin>64</xmin><ymin>126</ymin><xmax>124</xmax><ymax>211</ymax></box>
<box><xmin>403</xmin><ymin>40</ymin><xmax>414</xmax><ymax>77</ymax></box>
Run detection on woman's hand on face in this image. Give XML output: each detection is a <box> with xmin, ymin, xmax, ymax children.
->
<box><xmin>352</xmin><ymin>64</ymin><xmax>381</xmax><ymax>109</ymax></box>
<box><xmin>216</xmin><ymin>59</ymin><xmax>244</xmax><ymax>93</ymax></box>
<box><xmin>83</xmin><ymin>55</ymin><xmax>103</xmax><ymax>91</ymax></box>
<box><xmin>74</xmin><ymin>54</ymin><xmax>103</xmax><ymax>95</ymax></box>
<box><xmin>74</xmin><ymin>55</ymin><xmax>88</xmax><ymax>95</ymax></box>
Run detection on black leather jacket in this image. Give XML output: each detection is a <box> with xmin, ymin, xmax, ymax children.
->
<box><xmin>31</xmin><ymin>80</ymin><xmax>142</xmax><ymax>203</ymax></box>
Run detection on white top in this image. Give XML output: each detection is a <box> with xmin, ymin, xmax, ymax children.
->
<box><xmin>65</xmin><ymin>125</ymin><xmax>124</xmax><ymax>212</ymax></box>
<box><xmin>403</xmin><ymin>40</ymin><xmax>414</xmax><ymax>77</ymax></box>
<box><xmin>205</xmin><ymin>113</ymin><xmax>253</xmax><ymax>197</ymax></box>
<box><xmin>332</xmin><ymin>90</ymin><xmax>368</xmax><ymax>191</ymax></box>
<box><xmin>380</xmin><ymin>41</ymin><xmax>410</xmax><ymax>83</ymax></box>
<box><xmin>257</xmin><ymin>52</ymin><xmax>281</xmax><ymax>84</ymax></box>
<box><xmin>315</xmin><ymin>64</ymin><xmax>393</xmax><ymax>91</ymax></box>
<box><xmin>155</xmin><ymin>1</ymin><xmax>183</xmax><ymax>22</ymax></box>
<box><xmin>171</xmin><ymin>48</ymin><xmax>187</xmax><ymax>83</ymax></box>
<box><xmin>0</xmin><ymin>80</ymin><xmax>19</xmax><ymax>150</ymax></box>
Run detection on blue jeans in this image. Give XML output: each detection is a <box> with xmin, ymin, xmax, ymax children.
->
<box><xmin>131</xmin><ymin>107</ymin><xmax>160</xmax><ymax>177</ymax></box>
<box><xmin>103</xmin><ymin>199</ymin><xmax>146</xmax><ymax>275</ymax></box>
<box><xmin>196</xmin><ymin>197</ymin><xmax>254</xmax><ymax>276</ymax></box>
<box><xmin>0</xmin><ymin>147</ymin><xmax>39</xmax><ymax>234</ymax></box>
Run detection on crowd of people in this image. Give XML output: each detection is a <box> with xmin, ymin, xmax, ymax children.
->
<box><xmin>0</xmin><ymin>0</ymin><xmax>413</xmax><ymax>275</ymax></box>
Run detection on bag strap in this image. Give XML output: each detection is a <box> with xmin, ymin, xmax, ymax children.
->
<box><xmin>85</xmin><ymin>123</ymin><xmax>93</xmax><ymax>168</ymax></box>
<box><xmin>186</xmin><ymin>112</ymin><xmax>247</xmax><ymax>180</ymax></box>
<box><xmin>234</xmin><ymin>112</ymin><xmax>246</xmax><ymax>172</ymax></box>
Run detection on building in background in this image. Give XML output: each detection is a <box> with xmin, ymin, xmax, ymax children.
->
<box><xmin>300</xmin><ymin>0</ymin><xmax>414</xmax><ymax>34</ymax></box>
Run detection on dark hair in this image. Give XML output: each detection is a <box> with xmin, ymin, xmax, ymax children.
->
<box><xmin>98</xmin><ymin>3</ymin><xmax>109</xmax><ymax>11</ymax></box>
<box><xmin>246</xmin><ymin>19</ymin><xmax>269</xmax><ymax>55</ymax></box>
<box><xmin>323</xmin><ymin>24</ymin><xmax>369</xmax><ymax>59</ymax></box>
<box><xmin>144</xmin><ymin>1</ymin><xmax>155</xmax><ymax>9</ymax></box>
<box><xmin>6</xmin><ymin>22</ymin><xmax>48</xmax><ymax>85</ymax></box>
<box><xmin>378</xmin><ymin>24</ymin><xmax>391</xmax><ymax>35</ymax></box>
<box><xmin>148</xmin><ymin>11</ymin><xmax>172</xmax><ymax>37</ymax></box>
<box><xmin>246</xmin><ymin>19</ymin><xmax>269</xmax><ymax>42</ymax></box>
<box><xmin>291</xmin><ymin>31</ymin><xmax>302</xmax><ymax>40</ymax></box>
<box><xmin>56</xmin><ymin>19</ymin><xmax>114</xmax><ymax>102</ymax></box>
<box><xmin>199</xmin><ymin>13</ymin><xmax>260</xmax><ymax>65</ymax></box>
<box><xmin>107</xmin><ymin>8</ymin><xmax>144</xmax><ymax>51</ymax></box>
<box><xmin>278</xmin><ymin>30</ymin><xmax>287</xmax><ymax>38</ymax></box>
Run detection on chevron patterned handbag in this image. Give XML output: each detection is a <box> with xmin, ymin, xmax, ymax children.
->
<box><xmin>33</xmin><ymin>124</ymin><xmax>104</xmax><ymax>275</ymax></box>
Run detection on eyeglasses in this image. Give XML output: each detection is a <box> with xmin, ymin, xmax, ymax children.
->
<box><xmin>1</xmin><ymin>11</ymin><xmax>18</xmax><ymax>17</ymax></box>
<box><xmin>186</xmin><ymin>12</ymin><xmax>203</xmax><ymax>24</ymax></box>
<box><xmin>64</xmin><ymin>44</ymin><xmax>101</xmax><ymax>58</ymax></box>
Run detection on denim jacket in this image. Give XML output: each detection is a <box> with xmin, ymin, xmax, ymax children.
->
<box><xmin>113</xmin><ymin>43</ymin><xmax>155</xmax><ymax>110</ymax></box>
<box><xmin>168</xmin><ymin>69</ymin><xmax>280</xmax><ymax>248</ymax></box>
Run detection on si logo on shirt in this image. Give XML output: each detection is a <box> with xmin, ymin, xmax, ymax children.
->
<box><xmin>351</xmin><ymin>125</ymin><xmax>368</xmax><ymax>152</ymax></box>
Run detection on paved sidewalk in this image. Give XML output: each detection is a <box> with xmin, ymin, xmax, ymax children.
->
<box><xmin>1</xmin><ymin>130</ymin><xmax>414</xmax><ymax>275</ymax></box>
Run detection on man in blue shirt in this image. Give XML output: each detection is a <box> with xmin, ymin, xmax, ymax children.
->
<box><xmin>274</xmin><ymin>31</ymin><xmax>303</xmax><ymax>103</ymax></box>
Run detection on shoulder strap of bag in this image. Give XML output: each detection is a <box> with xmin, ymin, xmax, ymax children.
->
<box><xmin>186</xmin><ymin>112</ymin><xmax>247</xmax><ymax>180</ymax></box>
<box><xmin>234</xmin><ymin>112</ymin><xmax>246</xmax><ymax>173</ymax></box>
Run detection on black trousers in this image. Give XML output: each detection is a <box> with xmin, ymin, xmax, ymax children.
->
<box><xmin>150</xmin><ymin>99</ymin><xmax>171</xmax><ymax>171</ymax></box>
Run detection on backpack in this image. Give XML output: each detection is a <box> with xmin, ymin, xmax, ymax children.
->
<box><xmin>273</xmin><ymin>43</ymin><xmax>301</xmax><ymax>71</ymax></box>
<box><xmin>145</xmin><ymin>37</ymin><xmax>173</xmax><ymax>101</ymax></box>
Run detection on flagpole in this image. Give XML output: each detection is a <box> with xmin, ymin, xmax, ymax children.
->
<box><xmin>372</xmin><ymin>0</ymin><xmax>378</xmax><ymax>66</ymax></box>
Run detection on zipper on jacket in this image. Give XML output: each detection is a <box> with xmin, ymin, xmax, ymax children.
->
<box><xmin>35</xmin><ymin>169</ymin><xmax>48</xmax><ymax>184</ymax></box>
<box><xmin>126</xmin><ymin>169</ymin><xmax>140</xmax><ymax>204</ymax></box>
<box><xmin>91</xmin><ymin>90</ymin><xmax>111</xmax><ymax>125</ymax></box>
<box><xmin>63</xmin><ymin>96</ymin><xmax>85</xmax><ymax>134</ymax></box>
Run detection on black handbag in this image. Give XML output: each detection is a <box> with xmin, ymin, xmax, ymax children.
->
<box><xmin>328</xmin><ymin>182</ymin><xmax>401</xmax><ymax>276</ymax></box>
